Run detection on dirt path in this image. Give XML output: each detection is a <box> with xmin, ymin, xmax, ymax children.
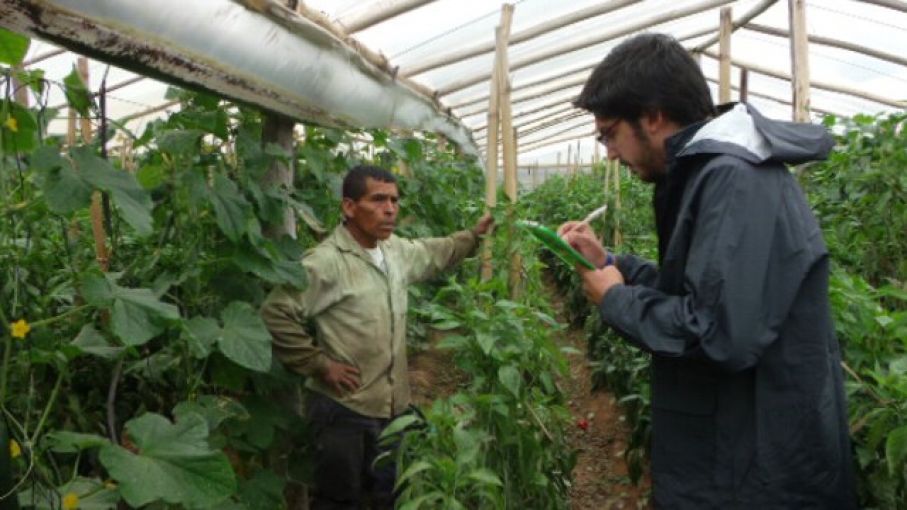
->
<box><xmin>407</xmin><ymin>289</ymin><xmax>651</xmax><ymax>509</ymax></box>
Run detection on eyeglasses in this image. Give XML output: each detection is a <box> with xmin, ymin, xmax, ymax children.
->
<box><xmin>595</xmin><ymin>120</ymin><xmax>620</xmax><ymax>146</ymax></box>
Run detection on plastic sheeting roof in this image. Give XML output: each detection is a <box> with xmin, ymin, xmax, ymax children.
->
<box><xmin>12</xmin><ymin>0</ymin><xmax>907</xmax><ymax>165</ymax></box>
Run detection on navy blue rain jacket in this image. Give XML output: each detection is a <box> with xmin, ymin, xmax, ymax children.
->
<box><xmin>600</xmin><ymin>103</ymin><xmax>857</xmax><ymax>509</ymax></box>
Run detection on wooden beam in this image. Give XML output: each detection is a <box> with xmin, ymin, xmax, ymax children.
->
<box><xmin>788</xmin><ymin>0</ymin><xmax>811</xmax><ymax>121</ymax></box>
<box><xmin>117</xmin><ymin>100</ymin><xmax>181</xmax><ymax>123</ymax></box>
<box><xmin>338</xmin><ymin>0</ymin><xmax>437</xmax><ymax>33</ymax></box>
<box><xmin>744</xmin><ymin>23</ymin><xmax>907</xmax><ymax>69</ymax></box>
<box><xmin>439</xmin><ymin>0</ymin><xmax>735</xmax><ymax>97</ymax></box>
<box><xmin>718</xmin><ymin>7</ymin><xmax>733</xmax><ymax>103</ymax></box>
<box><xmin>700</xmin><ymin>50</ymin><xmax>905</xmax><ymax>108</ymax></box>
<box><xmin>401</xmin><ymin>0</ymin><xmax>640</xmax><ymax>77</ymax></box>
<box><xmin>21</xmin><ymin>48</ymin><xmax>65</xmax><ymax>66</ymax></box>
<box><xmin>455</xmin><ymin>77</ymin><xmax>585</xmax><ymax>118</ymax></box>
<box><xmin>693</xmin><ymin>0</ymin><xmax>777</xmax><ymax>51</ymax></box>
<box><xmin>857</xmin><ymin>0</ymin><xmax>907</xmax><ymax>15</ymax></box>
<box><xmin>704</xmin><ymin>76</ymin><xmax>842</xmax><ymax>117</ymax></box>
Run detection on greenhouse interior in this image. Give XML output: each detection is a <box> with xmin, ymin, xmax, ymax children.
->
<box><xmin>0</xmin><ymin>0</ymin><xmax>905</xmax><ymax>508</ymax></box>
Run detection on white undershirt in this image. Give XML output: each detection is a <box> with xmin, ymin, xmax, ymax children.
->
<box><xmin>365</xmin><ymin>246</ymin><xmax>387</xmax><ymax>273</ymax></box>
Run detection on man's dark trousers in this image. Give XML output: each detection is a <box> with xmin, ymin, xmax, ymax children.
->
<box><xmin>306</xmin><ymin>391</ymin><xmax>396</xmax><ymax>510</ymax></box>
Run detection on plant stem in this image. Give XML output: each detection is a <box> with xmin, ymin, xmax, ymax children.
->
<box><xmin>29</xmin><ymin>369</ymin><xmax>64</xmax><ymax>446</ymax></box>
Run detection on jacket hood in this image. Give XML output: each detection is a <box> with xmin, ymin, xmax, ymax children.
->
<box><xmin>677</xmin><ymin>103</ymin><xmax>835</xmax><ymax>165</ymax></box>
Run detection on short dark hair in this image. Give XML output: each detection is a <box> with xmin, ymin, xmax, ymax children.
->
<box><xmin>573</xmin><ymin>33</ymin><xmax>715</xmax><ymax>126</ymax></box>
<box><xmin>342</xmin><ymin>165</ymin><xmax>397</xmax><ymax>200</ymax></box>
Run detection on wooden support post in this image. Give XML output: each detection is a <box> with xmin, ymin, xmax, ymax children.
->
<box><xmin>531</xmin><ymin>161</ymin><xmax>538</xmax><ymax>188</ymax></box>
<box><xmin>481</xmin><ymin>15</ymin><xmax>504</xmax><ymax>281</ymax></box>
<box><xmin>788</xmin><ymin>0</ymin><xmax>811</xmax><ymax>122</ymax></box>
<box><xmin>262</xmin><ymin>114</ymin><xmax>297</xmax><ymax>239</ymax></box>
<box><xmin>739</xmin><ymin>68</ymin><xmax>749</xmax><ymax>103</ymax></box>
<box><xmin>566</xmin><ymin>145</ymin><xmax>572</xmax><ymax>177</ymax></box>
<box><xmin>612</xmin><ymin>161</ymin><xmax>622</xmax><ymax>248</ymax></box>
<box><xmin>76</xmin><ymin>58</ymin><xmax>110</xmax><ymax>272</ymax></box>
<box><xmin>718</xmin><ymin>6</ymin><xmax>733</xmax><ymax>104</ymax></box>
<box><xmin>495</xmin><ymin>5</ymin><xmax>520</xmax><ymax>298</ymax></box>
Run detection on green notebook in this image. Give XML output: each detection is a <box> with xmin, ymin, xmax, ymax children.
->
<box><xmin>517</xmin><ymin>220</ymin><xmax>596</xmax><ymax>270</ymax></box>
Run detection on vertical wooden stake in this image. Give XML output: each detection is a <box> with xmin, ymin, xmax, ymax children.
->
<box><xmin>718</xmin><ymin>7</ymin><xmax>733</xmax><ymax>104</ymax></box>
<box><xmin>262</xmin><ymin>114</ymin><xmax>297</xmax><ymax>239</ymax></box>
<box><xmin>11</xmin><ymin>65</ymin><xmax>29</xmax><ymax>106</ymax></box>
<box><xmin>739</xmin><ymin>68</ymin><xmax>749</xmax><ymax>103</ymax></box>
<box><xmin>481</xmin><ymin>20</ymin><xmax>503</xmax><ymax>281</ymax></box>
<box><xmin>788</xmin><ymin>0</ymin><xmax>811</xmax><ymax>122</ymax></box>
<box><xmin>612</xmin><ymin>161</ymin><xmax>622</xmax><ymax>248</ymax></box>
<box><xmin>494</xmin><ymin>4</ymin><xmax>519</xmax><ymax>298</ymax></box>
<box><xmin>77</xmin><ymin>57</ymin><xmax>110</xmax><ymax>272</ymax></box>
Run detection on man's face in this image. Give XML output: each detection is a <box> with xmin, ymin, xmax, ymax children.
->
<box><xmin>595</xmin><ymin>116</ymin><xmax>667</xmax><ymax>183</ymax></box>
<box><xmin>342</xmin><ymin>178</ymin><xmax>399</xmax><ymax>244</ymax></box>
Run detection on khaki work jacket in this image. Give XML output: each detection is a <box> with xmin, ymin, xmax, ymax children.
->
<box><xmin>261</xmin><ymin>224</ymin><xmax>478</xmax><ymax>418</ymax></box>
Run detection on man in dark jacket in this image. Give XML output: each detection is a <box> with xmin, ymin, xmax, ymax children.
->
<box><xmin>560</xmin><ymin>33</ymin><xmax>857</xmax><ymax>509</ymax></box>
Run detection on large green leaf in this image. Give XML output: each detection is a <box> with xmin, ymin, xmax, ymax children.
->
<box><xmin>0</xmin><ymin>28</ymin><xmax>29</xmax><ymax>65</ymax></box>
<box><xmin>99</xmin><ymin>413</ymin><xmax>236</xmax><ymax>509</ymax></box>
<box><xmin>237</xmin><ymin>470</ymin><xmax>284</xmax><ymax>510</ymax></box>
<box><xmin>30</xmin><ymin>146</ymin><xmax>93</xmax><ymax>213</ymax></box>
<box><xmin>72</xmin><ymin>146</ymin><xmax>153</xmax><ymax>236</ymax></box>
<box><xmin>183</xmin><ymin>316</ymin><xmax>220</xmax><ymax>358</ymax></box>
<box><xmin>156</xmin><ymin>129</ymin><xmax>204</xmax><ymax>156</ymax></box>
<box><xmin>210</xmin><ymin>173</ymin><xmax>251</xmax><ymax>241</ymax></box>
<box><xmin>174</xmin><ymin>395</ymin><xmax>248</xmax><ymax>432</ymax></box>
<box><xmin>219</xmin><ymin>302</ymin><xmax>272</xmax><ymax>372</ymax></box>
<box><xmin>71</xmin><ymin>324</ymin><xmax>124</xmax><ymax>359</ymax></box>
<box><xmin>45</xmin><ymin>430</ymin><xmax>108</xmax><ymax>453</ymax></box>
<box><xmin>886</xmin><ymin>425</ymin><xmax>907</xmax><ymax>476</ymax></box>
<box><xmin>63</xmin><ymin>66</ymin><xmax>92</xmax><ymax>117</ymax></box>
<box><xmin>81</xmin><ymin>275</ymin><xmax>180</xmax><ymax>346</ymax></box>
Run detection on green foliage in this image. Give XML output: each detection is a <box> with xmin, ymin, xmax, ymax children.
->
<box><xmin>0</xmin><ymin>28</ymin><xmax>29</xmax><ymax>66</ymax></box>
<box><xmin>393</xmin><ymin>278</ymin><xmax>573</xmax><ymax>509</ymax></box>
<box><xmin>805</xmin><ymin>112</ymin><xmax>907</xmax><ymax>290</ymax></box>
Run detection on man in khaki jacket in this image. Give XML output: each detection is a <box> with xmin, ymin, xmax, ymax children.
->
<box><xmin>261</xmin><ymin>165</ymin><xmax>493</xmax><ymax>509</ymax></box>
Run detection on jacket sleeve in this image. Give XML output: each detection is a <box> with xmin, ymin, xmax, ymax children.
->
<box><xmin>399</xmin><ymin>230</ymin><xmax>479</xmax><ymax>284</ymax></box>
<box><xmin>260</xmin><ymin>253</ymin><xmax>342</xmax><ymax>377</ymax></box>
<box><xmin>599</xmin><ymin>162</ymin><xmax>804</xmax><ymax>372</ymax></box>
<box><xmin>615</xmin><ymin>254</ymin><xmax>659</xmax><ymax>286</ymax></box>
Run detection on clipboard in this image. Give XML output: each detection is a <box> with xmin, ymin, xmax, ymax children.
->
<box><xmin>516</xmin><ymin>220</ymin><xmax>596</xmax><ymax>270</ymax></box>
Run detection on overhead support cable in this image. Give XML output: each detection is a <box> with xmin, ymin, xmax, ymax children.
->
<box><xmin>338</xmin><ymin>0</ymin><xmax>438</xmax><ymax>33</ymax></box>
<box><xmin>700</xmin><ymin>49</ymin><xmax>906</xmax><ymax>108</ymax></box>
<box><xmin>743</xmin><ymin>23</ymin><xmax>907</xmax><ymax>69</ymax></box>
<box><xmin>401</xmin><ymin>0</ymin><xmax>641</xmax><ymax>78</ymax></box>
<box><xmin>692</xmin><ymin>0</ymin><xmax>777</xmax><ymax>52</ymax></box>
<box><xmin>439</xmin><ymin>0</ymin><xmax>735</xmax><ymax>97</ymax></box>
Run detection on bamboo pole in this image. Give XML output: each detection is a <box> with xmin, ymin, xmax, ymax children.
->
<box><xmin>77</xmin><ymin>57</ymin><xmax>110</xmax><ymax>272</ymax></box>
<box><xmin>338</xmin><ymin>0</ymin><xmax>437</xmax><ymax>33</ymax></box>
<box><xmin>402</xmin><ymin>0</ymin><xmax>640</xmax><ymax>77</ymax></box>
<box><xmin>439</xmin><ymin>0</ymin><xmax>734</xmax><ymax>96</ymax></box>
<box><xmin>495</xmin><ymin>5</ymin><xmax>520</xmax><ymax>297</ymax></box>
<box><xmin>481</xmin><ymin>9</ymin><xmax>506</xmax><ymax>281</ymax></box>
<box><xmin>612</xmin><ymin>161</ymin><xmax>622</xmax><ymax>248</ymax></box>
<box><xmin>788</xmin><ymin>0</ymin><xmax>811</xmax><ymax>122</ymax></box>
<box><xmin>262</xmin><ymin>114</ymin><xmax>297</xmax><ymax>239</ymax></box>
<box><xmin>12</xmin><ymin>65</ymin><xmax>29</xmax><ymax>106</ymax></box>
<box><xmin>693</xmin><ymin>0</ymin><xmax>777</xmax><ymax>52</ymax></box>
<box><xmin>739</xmin><ymin>68</ymin><xmax>749</xmax><ymax>103</ymax></box>
<box><xmin>718</xmin><ymin>7</ymin><xmax>733</xmax><ymax>104</ymax></box>
<box><xmin>857</xmin><ymin>0</ymin><xmax>907</xmax><ymax>15</ymax></box>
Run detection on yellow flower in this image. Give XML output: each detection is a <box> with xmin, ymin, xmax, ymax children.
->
<box><xmin>10</xmin><ymin>319</ymin><xmax>30</xmax><ymax>340</ymax></box>
<box><xmin>62</xmin><ymin>492</ymin><xmax>79</xmax><ymax>510</ymax></box>
<box><xmin>8</xmin><ymin>439</ymin><xmax>20</xmax><ymax>459</ymax></box>
<box><xmin>3</xmin><ymin>116</ymin><xmax>18</xmax><ymax>133</ymax></box>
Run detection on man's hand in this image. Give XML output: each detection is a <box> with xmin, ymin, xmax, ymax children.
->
<box><xmin>580</xmin><ymin>265</ymin><xmax>624</xmax><ymax>305</ymax></box>
<box><xmin>321</xmin><ymin>359</ymin><xmax>361</xmax><ymax>396</ymax></box>
<box><xmin>472</xmin><ymin>213</ymin><xmax>495</xmax><ymax>237</ymax></box>
<box><xmin>558</xmin><ymin>221</ymin><xmax>608</xmax><ymax>269</ymax></box>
